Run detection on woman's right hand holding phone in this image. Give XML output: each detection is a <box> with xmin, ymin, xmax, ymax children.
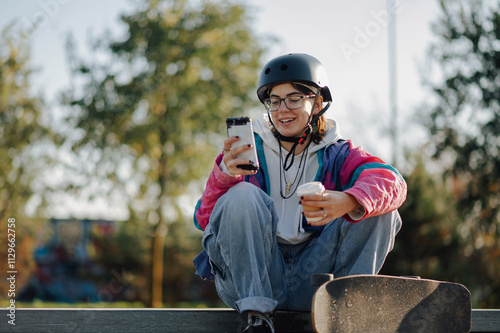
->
<box><xmin>223</xmin><ymin>136</ymin><xmax>258</xmax><ymax>176</ymax></box>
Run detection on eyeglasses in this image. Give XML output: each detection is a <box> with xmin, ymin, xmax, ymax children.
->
<box><xmin>264</xmin><ymin>95</ymin><xmax>316</xmax><ymax>112</ymax></box>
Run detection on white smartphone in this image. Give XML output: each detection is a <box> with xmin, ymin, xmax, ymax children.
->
<box><xmin>226</xmin><ymin>117</ymin><xmax>259</xmax><ymax>171</ymax></box>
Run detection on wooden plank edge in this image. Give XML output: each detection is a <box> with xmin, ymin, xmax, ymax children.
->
<box><xmin>471</xmin><ymin>309</ymin><xmax>500</xmax><ymax>332</ymax></box>
<box><xmin>0</xmin><ymin>308</ymin><xmax>498</xmax><ymax>332</ymax></box>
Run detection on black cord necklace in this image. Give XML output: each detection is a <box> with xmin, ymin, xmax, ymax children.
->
<box><xmin>279</xmin><ymin>140</ymin><xmax>311</xmax><ymax>199</ymax></box>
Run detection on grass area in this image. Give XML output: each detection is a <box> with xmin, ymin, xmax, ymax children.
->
<box><xmin>0</xmin><ymin>300</ymin><xmax>227</xmax><ymax>308</ymax></box>
<box><xmin>0</xmin><ymin>300</ymin><xmax>144</xmax><ymax>308</ymax></box>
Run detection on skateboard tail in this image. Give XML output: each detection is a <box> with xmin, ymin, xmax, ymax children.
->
<box><xmin>312</xmin><ymin>275</ymin><xmax>471</xmax><ymax>333</ymax></box>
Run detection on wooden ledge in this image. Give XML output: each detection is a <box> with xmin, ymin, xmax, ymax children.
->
<box><xmin>0</xmin><ymin>308</ymin><xmax>498</xmax><ymax>332</ymax></box>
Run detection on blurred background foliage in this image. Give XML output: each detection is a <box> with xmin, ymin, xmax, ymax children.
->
<box><xmin>0</xmin><ymin>0</ymin><xmax>499</xmax><ymax>309</ymax></box>
<box><xmin>381</xmin><ymin>0</ymin><xmax>500</xmax><ymax>308</ymax></box>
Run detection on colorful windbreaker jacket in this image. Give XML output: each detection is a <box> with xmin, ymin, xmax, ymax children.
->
<box><xmin>193</xmin><ymin>136</ymin><xmax>406</xmax><ymax>232</ymax></box>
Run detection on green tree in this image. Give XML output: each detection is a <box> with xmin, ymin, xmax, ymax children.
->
<box><xmin>420</xmin><ymin>0</ymin><xmax>500</xmax><ymax>307</ymax></box>
<box><xmin>381</xmin><ymin>152</ymin><xmax>465</xmax><ymax>282</ymax></box>
<box><xmin>62</xmin><ymin>0</ymin><xmax>266</xmax><ymax>307</ymax></box>
<box><xmin>0</xmin><ymin>26</ymin><xmax>55</xmax><ymax>297</ymax></box>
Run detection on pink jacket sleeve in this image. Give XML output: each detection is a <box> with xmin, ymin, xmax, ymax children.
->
<box><xmin>340</xmin><ymin>141</ymin><xmax>407</xmax><ymax>222</ymax></box>
<box><xmin>194</xmin><ymin>153</ymin><xmax>244</xmax><ymax>230</ymax></box>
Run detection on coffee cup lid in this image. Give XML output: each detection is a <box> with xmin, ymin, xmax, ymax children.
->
<box><xmin>297</xmin><ymin>182</ymin><xmax>325</xmax><ymax>196</ymax></box>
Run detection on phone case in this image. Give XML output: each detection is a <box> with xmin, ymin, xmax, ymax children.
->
<box><xmin>226</xmin><ymin>117</ymin><xmax>259</xmax><ymax>170</ymax></box>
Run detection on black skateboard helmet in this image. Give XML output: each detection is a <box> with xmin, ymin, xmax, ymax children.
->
<box><xmin>257</xmin><ymin>53</ymin><xmax>332</xmax><ymax>103</ymax></box>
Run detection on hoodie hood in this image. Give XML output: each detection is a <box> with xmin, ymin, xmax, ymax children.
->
<box><xmin>253</xmin><ymin>114</ymin><xmax>342</xmax><ymax>153</ymax></box>
<box><xmin>252</xmin><ymin>113</ymin><xmax>342</xmax><ymax>245</ymax></box>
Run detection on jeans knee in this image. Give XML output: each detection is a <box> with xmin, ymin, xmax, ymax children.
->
<box><xmin>211</xmin><ymin>182</ymin><xmax>277</xmax><ymax>233</ymax></box>
<box><xmin>371</xmin><ymin>211</ymin><xmax>402</xmax><ymax>244</ymax></box>
<box><xmin>220</xmin><ymin>182</ymin><xmax>264</xmax><ymax>206</ymax></box>
<box><xmin>393</xmin><ymin>210</ymin><xmax>402</xmax><ymax>233</ymax></box>
<box><xmin>370</xmin><ymin>210</ymin><xmax>401</xmax><ymax>232</ymax></box>
<box><xmin>218</xmin><ymin>182</ymin><xmax>273</xmax><ymax>217</ymax></box>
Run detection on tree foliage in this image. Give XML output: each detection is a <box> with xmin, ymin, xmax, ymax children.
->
<box><xmin>0</xmin><ymin>28</ymin><xmax>50</xmax><ymax>220</ymax></box>
<box><xmin>420</xmin><ymin>0</ymin><xmax>500</xmax><ymax>307</ymax></box>
<box><xmin>62</xmin><ymin>0</ymin><xmax>266</xmax><ymax>306</ymax></box>
<box><xmin>0</xmin><ymin>26</ymin><xmax>56</xmax><ymax>298</ymax></box>
<box><xmin>381</xmin><ymin>152</ymin><xmax>465</xmax><ymax>283</ymax></box>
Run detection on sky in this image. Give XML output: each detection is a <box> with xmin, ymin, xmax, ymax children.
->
<box><xmin>1</xmin><ymin>0</ymin><xmax>441</xmax><ymax>219</ymax></box>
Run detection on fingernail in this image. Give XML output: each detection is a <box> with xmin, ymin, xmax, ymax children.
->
<box><xmin>300</xmin><ymin>196</ymin><xmax>304</xmax><ymax>200</ymax></box>
<box><xmin>299</xmin><ymin>200</ymin><xmax>302</xmax><ymax>205</ymax></box>
<box><xmin>247</xmin><ymin>144</ymin><xmax>252</xmax><ymax>148</ymax></box>
<box><xmin>236</xmin><ymin>136</ymin><xmax>240</xmax><ymax>139</ymax></box>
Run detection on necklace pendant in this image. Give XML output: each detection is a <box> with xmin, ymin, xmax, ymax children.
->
<box><xmin>285</xmin><ymin>182</ymin><xmax>292</xmax><ymax>194</ymax></box>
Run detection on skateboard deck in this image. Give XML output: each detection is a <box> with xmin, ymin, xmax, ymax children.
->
<box><xmin>311</xmin><ymin>275</ymin><xmax>471</xmax><ymax>333</ymax></box>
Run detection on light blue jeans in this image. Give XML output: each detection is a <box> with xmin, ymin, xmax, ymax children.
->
<box><xmin>202</xmin><ymin>182</ymin><xmax>402</xmax><ymax>313</ymax></box>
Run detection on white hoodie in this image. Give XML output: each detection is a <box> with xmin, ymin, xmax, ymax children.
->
<box><xmin>252</xmin><ymin>114</ymin><xmax>342</xmax><ymax>244</ymax></box>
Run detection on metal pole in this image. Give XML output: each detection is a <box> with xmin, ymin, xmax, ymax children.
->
<box><xmin>388</xmin><ymin>0</ymin><xmax>398</xmax><ymax>166</ymax></box>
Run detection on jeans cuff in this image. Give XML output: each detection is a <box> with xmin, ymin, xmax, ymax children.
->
<box><xmin>235</xmin><ymin>296</ymin><xmax>278</xmax><ymax>313</ymax></box>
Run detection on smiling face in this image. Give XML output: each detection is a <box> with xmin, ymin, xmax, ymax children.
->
<box><xmin>268</xmin><ymin>83</ymin><xmax>322</xmax><ymax>139</ymax></box>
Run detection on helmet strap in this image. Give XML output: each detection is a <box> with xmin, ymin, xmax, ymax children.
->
<box><xmin>267</xmin><ymin>87</ymin><xmax>332</xmax><ymax>170</ymax></box>
<box><xmin>311</xmin><ymin>101</ymin><xmax>331</xmax><ymax>124</ymax></box>
<box><xmin>281</xmin><ymin>125</ymin><xmax>312</xmax><ymax>171</ymax></box>
<box><xmin>309</xmin><ymin>87</ymin><xmax>331</xmax><ymax>126</ymax></box>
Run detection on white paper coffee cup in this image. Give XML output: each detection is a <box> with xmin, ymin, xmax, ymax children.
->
<box><xmin>297</xmin><ymin>182</ymin><xmax>325</xmax><ymax>222</ymax></box>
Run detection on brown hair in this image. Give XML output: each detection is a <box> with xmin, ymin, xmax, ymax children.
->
<box><xmin>267</xmin><ymin>82</ymin><xmax>327</xmax><ymax>144</ymax></box>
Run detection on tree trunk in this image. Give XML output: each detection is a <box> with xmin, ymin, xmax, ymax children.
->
<box><xmin>151</xmin><ymin>126</ymin><xmax>169</xmax><ymax>308</ymax></box>
<box><xmin>151</xmin><ymin>222</ymin><xmax>167</xmax><ymax>308</ymax></box>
